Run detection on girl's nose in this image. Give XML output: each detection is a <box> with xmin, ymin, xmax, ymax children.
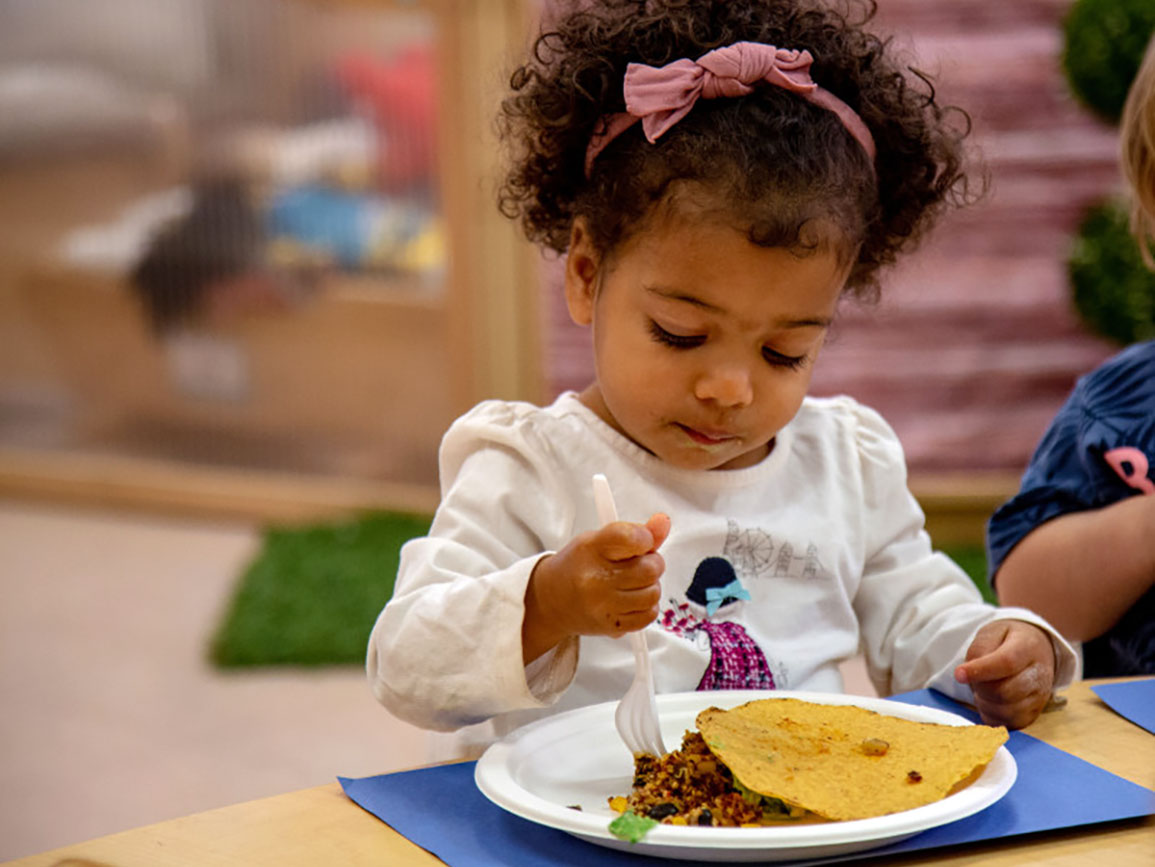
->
<box><xmin>694</xmin><ymin>365</ymin><xmax>754</xmax><ymax>408</ymax></box>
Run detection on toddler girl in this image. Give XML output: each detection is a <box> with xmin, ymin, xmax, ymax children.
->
<box><xmin>368</xmin><ymin>0</ymin><xmax>1076</xmax><ymax>757</ymax></box>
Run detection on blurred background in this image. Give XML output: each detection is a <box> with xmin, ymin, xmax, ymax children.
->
<box><xmin>1</xmin><ymin>0</ymin><xmax>1152</xmax><ymax>860</ymax></box>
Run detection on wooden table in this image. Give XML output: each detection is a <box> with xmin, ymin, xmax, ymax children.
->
<box><xmin>7</xmin><ymin>679</ymin><xmax>1153</xmax><ymax>867</ymax></box>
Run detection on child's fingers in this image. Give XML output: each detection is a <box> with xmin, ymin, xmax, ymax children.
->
<box><xmin>986</xmin><ymin>663</ymin><xmax>1053</xmax><ymax>704</ymax></box>
<box><xmin>955</xmin><ymin>648</ymin><xmax>1021</xmax><ymax>686</ymax></box>
<box><xmin>615</xmin><ymin>581</ymin><xmax>662</xmax><ymax>610</ymax></box>
<box><xmin>644</xmin><ymin>513</ymin><xmax>672</xmax><ymax>550</ymax></box>
<box><xmin>970</xmin><ymin>655</ymin><xmax>1054</xmax><ymax>728</ymax></box>
<box><xmin>596</xmin><ymin>521</ymin><xmax>661</xmax><ymax>561</ymax></box>
<box><xmin>601</xmin><ymin>582</ymin><xmax>662</xmax><ymax>634</ymax></box>
<box><xmin>606</xmin><ymin>551</ymin><xmax>665</xmax><ymax>591</ymax></box>
<box><xmin>955</xmin><ymin>621</ymin><xmax>1049</xmax><ymax>686</ymax></box>
<box><xmin>963</xmin><ymin>620</ymin><xmax>1010</xmax><ymax>662</ymax></box>
<box><xmin>611</xmin><ymin>584</ymin><xmax>662</xmax><ymax>617</ymax></box>
<box><xmin>954</xmin><ymin>621</ymin><xmax>1015</xmax><ymax>685</ymax></box>
<box><xmin>973</xmin><ymin>685</ymin><xmax>1049</xmax><ymax>729</ymax></box>
<box><xmin>955</xmin><ymin>622</ymin><xmax>1056</xmax><ymax>729</ymax></box>
<box><xmin>606</xmin><ymin>606</ymin><xmax>660</xmax><ymax>636</ymax></box>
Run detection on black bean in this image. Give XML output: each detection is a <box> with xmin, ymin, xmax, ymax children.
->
<box><xmin>697</xmin><ymin>809</ymin><xmax>713</xmax><ymax>826</ymax></box>
<box><xmin>647</xmin><ymin>802</ymin><xmax>679</xmax><ymax>820</ymax></box>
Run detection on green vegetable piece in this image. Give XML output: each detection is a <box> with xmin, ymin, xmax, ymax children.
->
<box><xmin>733</xmin><ymin>777</ymin><xmax>790</xmax><ymax>813</ymax></box>
<box><xmin>733</xmin><ymin>777</ymin><xmax>763</xmax><ymax>806</ymax></box>
<box><xmin>608</xmin><ymin>810</ymin><xmax>659</xmax><ymax>843</ymax></box>
<box><xmin>762</xmin><ymin>796</ymin><xmax>791</xmax><ymax>816</ymax></box>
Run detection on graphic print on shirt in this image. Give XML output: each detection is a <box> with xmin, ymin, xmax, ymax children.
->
<box><xmin>724</xmin><ymin>519</ymin><xmax>827</xmax><ymax>580</ymax></box>
<box><xmin>658</xmin><ymin>520</ymin><xmax>827</xmax><ymax>691</ymax></box>
<box><xmin>1104</xmin><ymin>447</ymin><xmax>1155</xmax><ymax>495</ymax></box>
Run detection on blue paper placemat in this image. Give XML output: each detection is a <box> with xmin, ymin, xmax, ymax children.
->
<box><xmin>1091</xmin><ymin>678</ymin><xmax>1155</xmax><ymax>736</ymax></box>
<box><xmin>341</xmin><ymin>690</ymin><xmax>1154</xmax><ymax>866</ymax></box>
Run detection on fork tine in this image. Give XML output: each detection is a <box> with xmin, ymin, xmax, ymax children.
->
<box><xmin>614</xmin><ymin>694</ymin><xmax>639</xmax><ymax>754</ymax></box>
<box><xmin>592</xmin><ymin>474</ymin><xmax>666</xmax><ymax>757</ymax></box>
<box><xmin>629</xmin><ymin>631</ymin><xmax>666</xmax><ymax>756</ymax></box>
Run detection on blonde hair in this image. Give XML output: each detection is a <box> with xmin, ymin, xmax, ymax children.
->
<box><xmin>1121</xmin><ymin>35</ymin><xmax>1155</xmax><ymax>268</ymax></box>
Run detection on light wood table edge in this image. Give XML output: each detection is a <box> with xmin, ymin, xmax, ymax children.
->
<box><xmin>2</xmin><ymin>782</ymin><xmax>432</xmax><ymax>867</ymax></box>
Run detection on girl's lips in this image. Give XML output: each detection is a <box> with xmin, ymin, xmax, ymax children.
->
<box><xmin>677</xmin><ymin>423</ymin><xmax>737</xmax><ymax>445</ymax></box>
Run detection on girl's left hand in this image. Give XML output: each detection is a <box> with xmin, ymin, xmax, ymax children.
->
<box><xmin>954</xmin><ymin>620</ymin><xmax>1056</xmax><ymax>729</ymax></box>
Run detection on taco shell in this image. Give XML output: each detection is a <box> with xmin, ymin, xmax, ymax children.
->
<box><xmin>696</xmin><ymin>698</ymin><xmax>1008</xmax><ymax>821</ymax></box>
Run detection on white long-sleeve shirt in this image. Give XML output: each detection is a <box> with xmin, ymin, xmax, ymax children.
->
<box><xmin>368</xmin><ymin>393</ymin><xmax>1077</xmax><ymax>757</ymax></box>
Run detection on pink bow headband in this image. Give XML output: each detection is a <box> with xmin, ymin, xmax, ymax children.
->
<box><xmin>584</xmin><ymin>41</ymin><xmax>876</xmax><ymax>177</ymax></box>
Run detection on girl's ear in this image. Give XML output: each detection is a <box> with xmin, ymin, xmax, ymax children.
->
<box><xmin>564</xmin><ymin>218</ymin><xmax>600</xmax><ymax>327</ymax></box>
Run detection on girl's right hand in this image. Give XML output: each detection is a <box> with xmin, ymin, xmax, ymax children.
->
<box><xmin>522</xmin><ymin>513</ymin><xmax>670</xmax><ymax>662</ymax></box>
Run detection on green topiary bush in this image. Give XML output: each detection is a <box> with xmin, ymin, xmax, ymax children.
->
<box><xmin>1069</xmin><ymin>199</ymin><xmax>1155</xmax><ymax>346</ymax></box>
<box><xmin>1062</xmin><ymin>0</ymin><xmax>1155</xmax><ymax>123</ymax></box>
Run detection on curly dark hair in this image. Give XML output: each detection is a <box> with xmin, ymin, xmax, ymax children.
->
<box><xmin>498</xmin><ymin>0</ymin><xmax>978</xmax><ymax>298</ymax></box>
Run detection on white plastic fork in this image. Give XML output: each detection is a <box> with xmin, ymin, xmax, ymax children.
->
<box><xmin>591</xmin><ymin>473</ymin><xmax>667</xmax><ymax>758</ymax></box>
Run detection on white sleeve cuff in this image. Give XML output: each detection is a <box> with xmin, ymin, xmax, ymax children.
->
<box><xmin>525</xmin><ymin>635</ymin><xmax>580</xmax><ymax>703</ymax></box>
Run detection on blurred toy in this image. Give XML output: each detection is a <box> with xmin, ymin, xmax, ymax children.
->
<box><xmin>335</xmin><ymin>45</ymin><xmax>437</xmax><ymax>192</ymax></box>
<box><xmin>130</xmin><ymin>176</ymin><xmax>321</xmax><ymax>335</ymax></box>
<box><xmin>267</xmin><ymin>184</ymin><xmax>443</xmax><ymax>276</ymax></box>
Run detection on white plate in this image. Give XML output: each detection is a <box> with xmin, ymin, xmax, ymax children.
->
<box><xmin>475</xmin><ymin>690</ymin><xmax>1016</xmax><ymax>862</ymax></box>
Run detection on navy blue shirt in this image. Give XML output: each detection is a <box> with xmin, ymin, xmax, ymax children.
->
<box><xmin>986</xmin><ymin>340</ymin><xmax>1155</xmax><ymax>676</ymax></box>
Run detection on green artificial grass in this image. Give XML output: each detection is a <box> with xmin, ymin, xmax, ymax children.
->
<box><xmin>944</xmin><ymin>544</ymin><xmax>997</xmax><ymax>605</ymax></box>
<box><xmin>209</xmin><ymin>512</ymin><xmax>994</xmax><ymax>667</ymax></box>
<box><xmin>210</xmin><ymin>511</ymin><xmax>431</xmax><ymax>667</ymax></box>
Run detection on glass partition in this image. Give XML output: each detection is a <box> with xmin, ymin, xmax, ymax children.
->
<box><xmin>0</xmin><ymin>0</ymin><xmax>540</xmax><ymax>519</ymax></box>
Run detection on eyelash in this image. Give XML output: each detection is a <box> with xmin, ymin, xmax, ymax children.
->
<box><xmin>648</xmin><ymin>320</ymin><xmax>704</xmax><ymax>349</ymax></box>
<box><xmin>763</xmin><ymin>348</ymin><xmax>808</xmax><ymax>371</ymax></box>
<box><xmin>647</xmin><ymin>321</ymin><xmax>807</xmax><ymax>370</ymax></box>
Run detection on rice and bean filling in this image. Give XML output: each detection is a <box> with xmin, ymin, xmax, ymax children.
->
<box><xmin>608</xmin><ymin>731</ymin><xmax>814</xmax><ymax>827</ymax></box>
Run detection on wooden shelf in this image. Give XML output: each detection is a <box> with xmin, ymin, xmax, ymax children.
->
<box><xmin>0</xmin><ymin>445</ymin><xmax>440</xmax><ymax>524</ymax></box>
<box><xmin>910</xmin><ymin>471</ymin><xmax>1020</xmax><ymax>546</ymax></box>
